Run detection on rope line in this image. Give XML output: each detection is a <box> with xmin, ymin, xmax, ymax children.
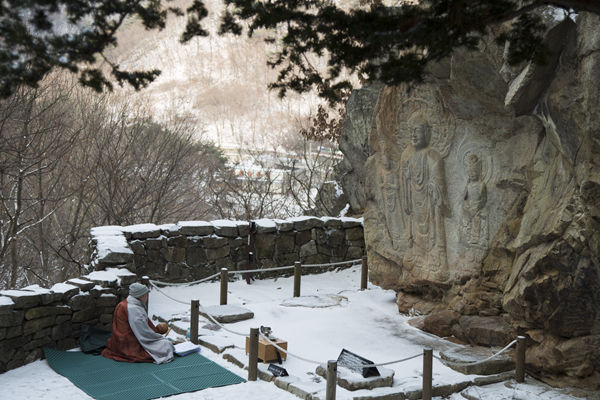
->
<box><xmin>149</xmin><ymin>266</ymin><xmax>514</xmax><ymax>373</ymax></box>
<box><xmin>228</xmin><ymin>265</ymin><xmax>295</xmax><ymax>274</ymax></box>
<box><xmin>258</xmin><ymin>332</ymin><xmax>322</xmax><ymax>364</ymax></box>
<box><xmin>150</xmin><ymin>272</ymin><xmax>220</xmax><ymax>287</ymax></box>
<box><xmin>302</xmin><ymin>259</ymin><xmax>362</xmax><ymax>268</ymax></box>
<box><xmin>433</xmin><ymin>339</ymin><xmax>517</xmax><ymax>367</ymax></box>
<box><xmin>148</xmin><ymin>281</ymin><xmax>248</xmax><ymax>337</ymax></box>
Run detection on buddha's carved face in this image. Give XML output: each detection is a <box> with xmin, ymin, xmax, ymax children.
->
<box><xmin>411</xmin><ymin>124</ymin><xmax>429</xmax><ymax>149</ymax></box>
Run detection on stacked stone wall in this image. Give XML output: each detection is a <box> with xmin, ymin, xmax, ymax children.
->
<box><xmin>0</xmin><ymin>269</ymin><xmax>136</xmax><ymax>373</ymax></box>
<box><xmin>91</xmin><ymin>217</ymin><xmax>365</xmax><ymax>282</ymax></box>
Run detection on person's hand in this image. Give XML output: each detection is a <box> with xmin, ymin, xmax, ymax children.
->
<box><xmin>156</xmin><ymin>323</ymin><xmax>169</xmax><ymax>334</ymax></box>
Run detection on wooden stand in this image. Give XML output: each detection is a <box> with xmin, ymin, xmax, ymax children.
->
<box><xmin>245</xmin><ymin>336</ymin><xmax>288</xmax><ymax>363</ymax></box>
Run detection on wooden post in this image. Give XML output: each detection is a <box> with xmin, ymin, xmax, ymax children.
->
<box><xmin>248</xmin><ymin>328</ymin><xmax>259</xmax><ymax>381</ymax></box>
<box><xmin>360</xmin><ymin>256</ymin><xmax>368</xmax><ymax>290</ymax></box>
<box><xmin>220</xmin><ymin>268</ymin><xmax>228</xmax><ymax>305</ymax></box>
<box><xmin>190</xmin><ymin>299</ymin><xmax>199</xmax><ymax>345</ymax></box>
<box><xmin>293</xmin><ymin>261</ymin><xmax>301</xmax><ymax>298</ymax></box>
<box><xmin>141</xmin><ymin>276</ymin><xmax>150</xmax><ymax>286</ymax></box>
<box><xmin>326</xmin><ymin>360</ymin><xmax>337</xmax><ymax>400</ymax></box>
<box><xmin>516</xmin><ymin>336</ymin><xmax>526</xmax><ymax>383</ymax></box>
<box><xmin>423</xmin><ymin>348</ymin><xmax>433</xmax><ymax>400</ymax></box>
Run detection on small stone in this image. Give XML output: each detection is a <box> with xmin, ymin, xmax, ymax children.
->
<box><xmin>68</xmin><ymin>294</ymin><xmax>95</xmax><ymax>311</ymax></box>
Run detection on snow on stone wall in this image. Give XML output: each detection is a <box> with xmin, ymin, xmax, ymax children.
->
<box><xmin>89</xmin><ymin>217</ymin><xmax>365</xmax><ymax>281</ymax></box>
<box><xmin>0</xmin><ymin>268</ymin><xmax>137</xmax><ymax>373</ymax></box>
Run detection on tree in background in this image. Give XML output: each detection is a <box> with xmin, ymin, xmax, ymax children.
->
<box><xmin>2</xmin><ymin>1</ymin><xmax>600</xmax><ymax>102</ymax></box>
<box><xmin>0</xmin><ymin>76</ymin><xmax>228</xmax><ymax>289</ymax></box>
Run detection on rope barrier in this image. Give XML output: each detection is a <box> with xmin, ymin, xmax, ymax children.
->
<box><xmin>228</xmin><ymin>265</ymin><xmax>295</xmax><ymax>274</ymax></box>
<box><xmin>148</xmin><ymin>262</ymin><xmax>516</xmax><ymax>375</ymax></box>
<box><xmin>149</xmin><ymin>281</ymin><xmax>248</xmax><ymax>337</ymax></box>
<box><xmin>302</xmin><ymin>259</ymin><xmax>362</xmax><ymax>268</ymax></box>
<box><xmin>432</xmin><ymin>339</ymin><xmax>518</xmax><ymax>367</ymax></box>
<box><xmin>149</xmin><ymin>272</ymin><xmax>220</xmax><ymax>287</ymax></box>
<box><xmin>259</xmin><ymin>332</ymin><xmax>322</xmax><ymax>365</ymax></box>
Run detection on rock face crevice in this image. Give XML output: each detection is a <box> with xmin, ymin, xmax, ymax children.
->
<box><xmin>340</xmin><ymin>13</ymin><xmax>600</xmax><ymax>388</ymax></box>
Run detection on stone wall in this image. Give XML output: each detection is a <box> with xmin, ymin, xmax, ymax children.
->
<box><xmin>90</xmin><ymin>217</ymin><xmax>365</xmax><ymax>281</ymax></box>
<box><xmin>339</xmin><ymin>13</ymin><xmax>600</xmax><ymax>388</ymax></box>
<box><xmin>0</xmin><ymin>268</ymin><xmax>136</xmax><ymax>373</ymax></box>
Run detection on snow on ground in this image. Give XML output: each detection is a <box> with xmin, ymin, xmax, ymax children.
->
<box><xmin>0</xmin><ymin>266</ymin><xmax>586</xmax><ymax>399</ymax></box>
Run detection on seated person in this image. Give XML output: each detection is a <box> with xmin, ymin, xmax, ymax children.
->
<box><xmin>102</xmin><ymin>282</ymin><xmax>174</xmax><ymax>364</ymax></box>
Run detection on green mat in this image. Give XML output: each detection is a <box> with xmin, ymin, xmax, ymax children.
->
<box><xmin>43</xmin><ymin>347</ymin><xmax>245</xmax><ymax>400</ymax></box>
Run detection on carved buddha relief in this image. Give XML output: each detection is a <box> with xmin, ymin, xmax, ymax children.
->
<box><xmin>399</xmin><ymin>123</ymin><xmax>449</xmax><ymax>269</ymax></box>
<box><xmin>460</xmin><ymin>154</ymin><xmax>488</xmax><ymax>249</ymax></box>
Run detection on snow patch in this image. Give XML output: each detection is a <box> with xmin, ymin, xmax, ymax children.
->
<box><xmin>254</xmin><ymin>218</ymin><xmax>277</xmax><ymax>229</ymax></box>
<box><xmin>50</xmin><ymin>282</ymin><xmax>79</xmax><ymax>294</ymax></box>
<box><xmin>0</xmin><ymin>296</ymin><xmax>15</xmax><ymax>306</ymax></box>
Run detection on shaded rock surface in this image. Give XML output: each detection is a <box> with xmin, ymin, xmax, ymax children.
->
<box><xmin>339</xmin><ymin>13</ymin><xmax>600</xmax><ymax>388</ymax></box>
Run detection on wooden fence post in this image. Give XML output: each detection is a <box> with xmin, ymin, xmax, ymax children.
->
<box><xmin>360</xmin><ymin>256</ymin><xmax>368</xmax><ymax>290</ymax></box>
<box><xmin>220</xmin><ymin>268</ymin><xmax>228</xmax><ymax>305</ymax></box>
<box><xmin>248</xmin><ymin>328</ymin><xmax>259</xmax><ymax>381</ymax></box>
<box><xmin>516</xmin><ymin>336</ymin><xmax>526</xmax><ymax>383</ymax></box>
<box><xmin>326</xmin><ymin>360</ymin><xmax>337</xmax><ymax>400</ymax></box>
<box><xmin>294</xmin><ymin>261</ymin><xmax>301</xmax><ymax>297</ymax></box>
<box><xmin>190</xmin><ymin>299</ymin><xmax>199</xmax><ymax>345</ymax></box>
<box><xmin>141</xmin><ymin>276</ymin><xmax>150</xmax><ymax>286</ymax></box>
<box><xmin>423</xmin><ymin>348</ymin><xmax>432</xmax><ymax>400</ymax></box>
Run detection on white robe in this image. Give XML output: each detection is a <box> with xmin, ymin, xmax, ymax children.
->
<box><xmin>127</xmin><ymin>295</ymin><xmax>174</xmax><ymax>364</ymax></box>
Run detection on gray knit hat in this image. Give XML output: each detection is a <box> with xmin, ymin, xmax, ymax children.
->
<box><xmin>129</xmin><ymin>282</ymin><xmax>149</xmax><ymax>298</ymax></box>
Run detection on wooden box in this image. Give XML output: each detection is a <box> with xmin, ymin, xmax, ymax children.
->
<box><xmin>245</xmin><ymin>336</ymin><xmax>288</xmax><ymax>363</ymax></box>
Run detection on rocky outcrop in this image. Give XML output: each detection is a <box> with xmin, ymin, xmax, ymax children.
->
<box><xmin>340</xmin><ymin>13</ymin><xmax>600</xmax><ymax>388</ymax></box>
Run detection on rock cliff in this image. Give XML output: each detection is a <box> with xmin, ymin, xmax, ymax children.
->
<box><xmin>340</xmin><ymin>13</ymin><xmax>600</xmax><ymax>388</ymax></box>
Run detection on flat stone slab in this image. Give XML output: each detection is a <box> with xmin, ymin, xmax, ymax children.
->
<box><xmin>199</xmin><ymin>304</ymin><xmax>254</xmax><ymax>323</ymax></box>
<box><xmin>439</xmin><ymin>345</ymin><xmax>514</xmax><ymax>375</ymax></box>
<box><xmin>280</xmin><ymin>295</ymin><xmax>347</xmax><ymax>308</ymax></box>
<box><xmin>197</xmin><ymin>335</ymin><xmax>235</xmax><ymax>354</ymax></box>
<box><xmin>315</xmin><ymin>363</ymin><xmax>394</xmax><ymax>391</ymax></box>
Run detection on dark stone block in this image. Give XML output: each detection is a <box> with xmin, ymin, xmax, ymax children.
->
<box><xmin>293</xmin><ymin>217</ymin><xmax>323</xmax><ymax>231</ymax></box>
<box><xmin>129</xmin><ymin>240</ymin><xmax>146</xmax><ymax>255</ymax></box>
<box><xmin>323</xmin><ymin>218</ymin><xmax>343</xmax><ymax>229</ymax></box>
<box><xmin>345</xmin><ymin>227</ymin><xmax>364</xmax><ymax>241</ymax></box>
<box><xmin>68</xmin><ymin>294</ymin><xmax>95</xmax><ymax>311</ymax></box>
<box><xmin>33</xmin><ymin>327</ymin><xmax>53</xmax><ymax>339</ymax></box>
<box><xmin>25</xmin><ymin>306</ymin><xmax>71</xmax><ymax>320</ymax></box>
<box><xmin>254</xmin><ymin>233</ymin><xmax>276</xmax><ymax>259</ymax></box>
<box><xmin>146</xmin><ymin>237</ymin><xmax>166</xmax><ymax>250</ymax></box>
<box><xmin>0</xmin><ymin>310</ymin><xmax>24</xmax><ymax>328</ymax></box>
<box><xmin>295</xmin><ymin>230</ymin><xmax>311</xmax><ymax>246</ymax></box>
<box><xmin>203</xmin><ymin>236</ymin><xmax>228</xmax><ymax>249</ymax></box>
<box><xmin>186</xmin><ymin>247</ymin><xmax>207</xmax><ymax>267</ymax></box>
<box><xmin>71</xmin><ymin>308</ymin><xmax>97</xmax><ymax>323</ymax></box>
<box><xmin>346</xmin><ymin>246</ymin><xmax>364</xmax><ymax>259</ymax></box>
<box><xmin>276</xmin><ymin>233</ymin><xmax>295</xmax><ymax>254</ymax></box>
<box><xmin>214</xmin><ymin>224</ymin><xmax>238</xmax><ymax>237</ymax></box>
<box><xmin>206</xmin><ymin>245</ymin><xmax>230</xmax><ymax>261</ymax></box>
<box><xmin>327</xmin><ymin>230</ymin><xmax>346</xmax><ymax>248</ymax></box>
<box><xmin>166</xmin><ymin>235</ymin><xmax>187</xmax><ymax>247</ymax></box>
<box><xmin>96</xmin><ymin>294</ymin><xmax>118</xmax><ymax>308</ymax></box>
<box><xmin>312</xmin><ymin>228</ymin><xmax>328</xmax><ymax>245</ymax></box>
<box><xmin>179</xmin><ymin>223</ymin><xmax>214</xmax><ymax>236</ymax></box>
<box><xmin>23</xmin><ymin>316</ymin><xmax>56</xmax><ymax>336</ymax></box>
<box><xmin>52</xmin><ymin>321</ymin><xmax>73</xmax><ymax>340</ymax></box>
